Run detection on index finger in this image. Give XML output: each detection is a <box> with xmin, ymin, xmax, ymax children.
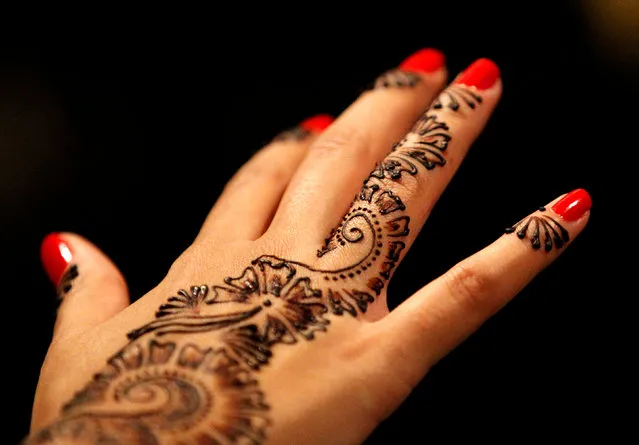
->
<box><xmin>373</xmin><ymin>189</ymin><xmax>592</xmax><ymax>386</ymax></box>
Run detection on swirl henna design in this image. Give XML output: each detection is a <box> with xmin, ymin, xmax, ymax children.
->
<box><xmin>505</xmin><ymin>206</ymin><xmax>570</xmax><ymax>251</ymax></box>
<box><xmin>28</xmin><ymin>85</ymin><xmax>485</xmax><ymax>445</ymax></box>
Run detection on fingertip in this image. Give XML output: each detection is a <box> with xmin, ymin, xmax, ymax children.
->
<box><xmin>551</xmin><ymin>188</ymin><xmax>592</xmax><ymax>222</ymax></box>
<box><xmin>40</xmin><ymin>232</ymin><xmax>73</xmax><ymax>287</ymax></box>
<box><xmin>399</xmin><ymin>48</ymin><xmax>446</xmax><ymax>73</ymax></box>
<box><xmin>300</xmin><ymin>114</ymin><xmax>334</xmax><ymax>133</ymax></box>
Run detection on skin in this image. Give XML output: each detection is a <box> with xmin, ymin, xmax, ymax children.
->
<box><xmin>26</xmin><ymin>59</ymin><xmax>590</xmax><ymax>444</ymax></box>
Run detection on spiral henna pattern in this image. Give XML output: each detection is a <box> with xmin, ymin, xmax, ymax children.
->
<box><xmin>28</xmin><ymin>85</ymin><xmax>484</xmax><ymax>444</ymax></box>
<box><xmin>30</xmin><ymin>340</ymin><xmax>270</xmax><ymax>444</ymax></box>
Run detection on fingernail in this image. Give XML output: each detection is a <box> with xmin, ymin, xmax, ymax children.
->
<box><xmin>551</xmin><ymin>189</ymin><xmax>592</xmax><ymax>221</ymax></box>
<box><xmin>300</xmin><ymin>114</ymin><xmax>334</xmax><ymax>133</ymax></box>
<box><xmin>399</xmin><ymin>48</ymin><xmax>445</xmax><ymax>73</ymax></box>
<box><xmin>454</xmin><ymin>58</ymin><xmax>500</xmax><ymax>90</ymax></box>
<box><xmin>41</xmin><ymin>233</ymin><xmax>73</xmax><ymax>286</ymax></box>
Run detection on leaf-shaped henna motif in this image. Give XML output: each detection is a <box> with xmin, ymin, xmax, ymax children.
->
<box><xmin>385</xmin><ymin>216</ymin><xmax>410</xmax><ymax>237</ymax></box>
<box><xmin>432</xmin><ymin>84</ymin><xmax>483</xmax><ymax>111</ymax></box>
<box><xmin>156</xmin><ymin>285</ymin><xmax>210</xmax><ymax>317</ymax></box>
<box><xmin>33</xmin><ymin>339</ymin><xmax>270</xmax><ymax>445</ymax></box>
<box><xmin>368</xmin><ymin>70</ymin><xmax>421</xmax><ymax>90</ymax></box>
<box><xmin>505</xmin><ymin>207</ymin><xmax>570</xmax><ymax>251</ymax></box>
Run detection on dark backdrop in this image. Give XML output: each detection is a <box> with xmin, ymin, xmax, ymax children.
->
<box><xmin>1</xmin><ymin>2</ymin><xmax>632</xmax><ymax>443</ymax></box>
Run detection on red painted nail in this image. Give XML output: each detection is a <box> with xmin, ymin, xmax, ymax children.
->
<box><xmin>454</xmin><ymin>58</ymin><xmax>501</xmax><ymax>90</ymax></box>
<box><xmin>399</xmin><ymin>48</ymin><xmax>445</xmax><ymax>73</ymax></box>
<box><xmin>41</xmin><ymin>233</ymin><xmax>73</xmax><ymax>285</ymax></box>
<box><xmin>551</xmin><ymin>189</ymin><xmax>592</xmax><ymax>221</ymax></box>
<box><xmin>300</xmin><ymin>114</ymin><xmax>334</xmax><ymax>133</ymax></box>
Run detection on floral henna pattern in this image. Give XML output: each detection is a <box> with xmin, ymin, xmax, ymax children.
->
<box><xmin>26</xmin><ymin>85</ymin><xmax>485</xmax><ymax>445</ymax></box>
<box><xmin>369</xmin><ymin>70</ymin><xmax>422</xmax><ymax>90</ymax></box>
<box><xmin>30</xmin><ymin>339</ymin><xmax>270</xmax><ymax>444</ymax></box>
<box><xmin>432</xmin><ymin>84</ymin><xmax>483</xmax><ymax>111</ymax></box>
<box><xmin>272</xmin><ymin>126</ymin><xmax>311</xmax><ymax>142</ymax></box>
<box><xmin>505</xmin><ymin>207</ymin><xmax>570</xmax><ymax>251</ymax></box>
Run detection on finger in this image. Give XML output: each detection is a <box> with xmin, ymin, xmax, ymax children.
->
<box><xmin>267</xmin><ymin>48</ymin><xmax>448</xmax><ymax>246</ymax></box>
<box><xmin>350</xmin><ymin>58</ymin><xmax>502</xmax><ymax>274</ymax></box>
<box><xmin>41</xmin><ymin>232</ymin><xmax>130</xmax><ymax>340</ymax></box>
<box><xmin>196</xmin><ymin>115</ymin><xmax>334</xmax><ymax>243</ymax></box>
<box><xmin>285</xmin><ymin>59</ymin><xmax>501</xmax><ymax>308</ymax></box>
<box><xmin>373</xmin><ymin>189</ymin><xmax>592</xmax><ymax>388</ymax></box>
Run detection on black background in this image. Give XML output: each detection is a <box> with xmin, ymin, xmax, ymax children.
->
<box><xmin>1</xmin><ymin>2</ymin><xmax>632</xmax><ymax>443</ymax></box>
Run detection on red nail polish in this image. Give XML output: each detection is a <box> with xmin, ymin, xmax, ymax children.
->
<box><xmin>551</xmin><ymin>189</ymin><xmax>592</xmax><ymax>221</ymax></box>
<box><xmin>41</xmin><ymin>233</ymin><xmax>73</xmax><ymax>285</ymax></box>
<box><xmin>300</xmin><ymin>114</ymin><xmax>334</xmax><ymax>133</ymax></box>
<box><xmin>454</xmin><ymin>58</ymin><xmax>501</xmax><ymax>90</ymax></box>
<box><xmin>399</xmin><ymin>48</ymin><xmax>445</xmax><ymax>73</ymax></box>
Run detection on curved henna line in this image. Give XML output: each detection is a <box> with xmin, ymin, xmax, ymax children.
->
<box><xmin>57</xmin><ymin>264</ymin><xmax>79</xmax><ymax>300</ymax></box>
<box><xmin>45</xmin><ymin>340</ymin><xmax>271</xmax><ymax>444</ymax></box>
<box><xmin>33</xmin><ymin>86</ymin><xmax>492</xmax><ymax>444</ymax></box>
<box><xmin>505</xmin><ymin>212</ymin><xmax>570</xmax><ymax>251</ymax></box>
<box><xmin>380</xmin><ymin>156</ymin><xmax>420</xmax><ymax>179</ymax></box>
<box><xmin>340</xmin><ymin>214</ymin><xmax>367</xmax><ymax>244</ymax></box>
<box><xmin>541</xmin><ymin>215</ymin><xmax>570</xmax><ymax>242</ymax></box>
<box><xmin>265</xmin><ymin>213</ymin><xmax>378</xmax><ymax>274</ymax></box>
<box><xmin>432</xmin><ymin>85</ymin><xmax>483</xmax><ymax>111</ymax></box>
<box><xmin>127</xmin><ymin>307</ymin><xmax>262</xmax><ymax>340</ymax></box>
<box><xmin>368</xmin><ymin>70</ymin><xmax>421</xmax><ymax>90</ymax></box>
<box><xmin>412</xmin><ymin>137</ymin><xmax>450</xmax><ymax>151</ymax></box>
<box><xmin>405</xmin><ymin>147</ymin><xmax>446</xmax><ymax>162</ymax></box>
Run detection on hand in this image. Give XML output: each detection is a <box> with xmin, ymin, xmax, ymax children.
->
<box><xmin>26</xmin><ymin>49</ymin><xmax>591</xmax><ymax>444</ymax></box>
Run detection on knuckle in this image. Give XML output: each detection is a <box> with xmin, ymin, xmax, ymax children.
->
<box><xmin>443</xmin><ymin>262</ymin><xmax>492</xmax><ymax>314</ymax></box>
<box><xmin>309</xmin><ymin>124</ymin><xmax>369</xmax><ymax>156</ymax></box>
<box><xmin>229</xmin><ymin>162</ymin><xmax>289</xmax><ymax>191</ymax></box>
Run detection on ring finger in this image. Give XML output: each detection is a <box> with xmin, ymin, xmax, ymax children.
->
<box><xmin>196</xmin><ymin>114</ymin><xmax>334</xmax><ymax>242</ymax></box>
<box><xmin>266</xmin><ymin>48</ymin><xmax>449</xmax><ymax>251</ymax></box>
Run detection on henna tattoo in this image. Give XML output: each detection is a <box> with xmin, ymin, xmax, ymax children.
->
<box><xmin>272</xmin><ymin>126</ymin><xmax>311</xmax><ymax>142</ymax></box>
<box><xmin>368</xmin><ymin>69</ymin><xmax>422</xmax><ymax>90</ymax></box>
<box><xmin>28</xmin><ymin>84</ymin><xmax>486</xmax><ymax>445</ymax></box>
<box><xmin>57</xmin><ymin>264</ymin><xmax>79</xmax><ymax>299</ymax></box>
<box><xmin>393</xmin><ymin>114</ymin><xmax>451</xmax><ymax>170</ymax></box>
<box><xmin>30</xmin><ymin>339</ymin><xmax>270</xmax><ymax>444</ymax></box>
<box><xmin>505</xmin><ymin>207</ymin><xmax>570</xmax><ymax>251</ymax></box>
<box><xmin>432</xmin><ymin>84</ymin><xmax>483</xmax><ymax>111</ymax></box>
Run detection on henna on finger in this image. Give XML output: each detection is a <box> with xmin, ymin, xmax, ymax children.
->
<box><xmin>57</xmin><ymin>264</ymin><xmax>79</xmax><ymax>301</ymax></box>
<box><xmin>26</xmin><ymin>62</ymin><xmax>497</xmax><ymax>445</ymax></box>
<box><xmin>367</xmin><ymin>48</ymin><xmax>446</xmax><ymax>91</ymax></box>
<box><xmin>368</xmin><ymin>70</ymin><xmax>422</xmax><ymax>90</ymax></box>
<box><xmin>505</xmin><ymin>207</ymin><xmax>570</xmax><ymax>252</ymax></box>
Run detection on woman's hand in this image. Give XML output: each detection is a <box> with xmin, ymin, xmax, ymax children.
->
<box><xmin>26</xmin><ymin>49</ymin><xmax>591</xmax><ymax>444</ymax></box>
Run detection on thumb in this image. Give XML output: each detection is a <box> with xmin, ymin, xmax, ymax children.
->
<box><xmin>41</xmin><ymin>232</ymin><xmax>130</xmax><ymax>340</ymax></box>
